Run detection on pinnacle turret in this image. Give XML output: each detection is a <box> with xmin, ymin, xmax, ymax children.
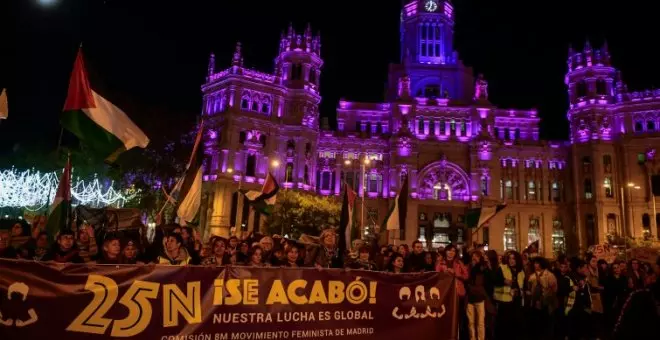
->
<box><xmin>208</xmin><ymin>52</ymin><xmax>215</xmax><ymax>77</ymax></box>
<box><xmin>232</xmin><ymin>42</ymin><xmax>243</xmax><ymax>67</ymax></box>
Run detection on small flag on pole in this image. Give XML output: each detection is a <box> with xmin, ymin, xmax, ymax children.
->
<box><xmin>0</xmin><ymin>88</ymin><xmax>8</xmax><ymax>120</ymax></box>
<box><xmin>45</xmin><ymin>155</ymin><xmax>72</xmax><ymax>239</ymax></box>
<box><xmin>240</xmin><ymin>172</ymin><xmax>280</xmax><ymax>215</ymax></box>
<box><xmin>338</xmin><ymin>183</ymin><xmax>357</xmax><ymax>254</ymax></box>
<box><xmin>466</xmin><ymin>203</ymin><xmax>508</xmax><ymax>229</ymax></box>
<box><xmin>383</xmin><ymin>175</ymin><xmax>408</xmax><ymax>232</ymax></box>
<box><xmin>61</xmin><ymin>48</ymin><xmax>149</xmax><ymax>163</ymax></box>
<box><xmin>175</xmin><ymin>121</ymin><xmax>205</xmax><ymax>224</ymax></box>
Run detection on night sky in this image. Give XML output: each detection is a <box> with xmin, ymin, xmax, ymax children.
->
<box><xmin>2</xmin><ymin>0</ymin><xmax>659</xmax><ymax>159</ymax></box>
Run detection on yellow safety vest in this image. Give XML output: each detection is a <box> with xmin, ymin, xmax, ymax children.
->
<box><xmin>494</xmin><ymin>264</ymin><xmax>525</xmax><ymax>303</ymax></box>
<box><xmin>565</xmin><ymin>277</ymin><xmax>591</xmax><ymax>316</ymax></box>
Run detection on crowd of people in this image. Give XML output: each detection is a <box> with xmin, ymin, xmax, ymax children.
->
<box><xmin>1</xmin><ymin>218</ymin><xmax>660</xmax><ymax>340</ymax></box>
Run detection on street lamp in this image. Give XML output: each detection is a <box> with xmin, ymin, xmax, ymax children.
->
<box><xmin>361</xmin><ymin>158</ymin><xmax>371</xmax><ymax>236</ymax></box>
<box><xmin>271</xmin><ymin>160</ymin><xmax>280</xmax><ymax>168</ymax></box>
<box><xmin>37</xmin><ymin>0</ymin><xmax>57</xmax><ymax>6</ymax></box>
<box><xmin>620</xmin><ymin>182</ymin><xmax>640</xmax><ymax>238</ymax></box>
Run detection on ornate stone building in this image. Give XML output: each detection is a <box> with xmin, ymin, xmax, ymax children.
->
<box><xmin>201</xmin><ymin>0</ymin><xmax>660</xmax><ymax>256</ymax></box>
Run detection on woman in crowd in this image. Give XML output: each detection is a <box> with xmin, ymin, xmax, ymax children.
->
<box><xmin>493</xmin><ymin>251</ymin><xmax>525</xmax><ymax>340</ymax></box>
<box><xmin>94</xmin><ymin>235</ymin><xmax>124</xmax><ymax>264</ymax></box>
<box><xmin>201</xmin><ymin>237</ymin><xmax>231</xmax><ymax>266</ymax></box>
<box><xmin>122</xmin><ymin>239</ymin><xmax>143</xmax><ymax>264</ymax></box>
<box><xmin>346</xmin><ymin>245</ymin><xmax>378</xmax><ymax>271</ymax></box>
<box><xmin>247</xmin><ymin>245</ymin><xmax>268</xmax><ymax>267</ymax></box>
<box><xmin>526</xmin><ymin>257</ymin><xmax>557</xmax><ymax>339</ymax></box>
<box><xmin>282</xmin><ymin>243</ymin><xmax>301</xmax><ymax>267</ymax></box>
<box><xmin>466</xmin><ymin>250</ymin><xmax>489</xmax><ymax>340</ymax></box>
<box><xmin>388</xmin><ymin>253</ymin><xmax>405</xmax><ymax>274</ymax></box>
<box><xmin>628</xmin><ymin>259</ymin><xmax>645</xmax><ymax>290</ymax></box>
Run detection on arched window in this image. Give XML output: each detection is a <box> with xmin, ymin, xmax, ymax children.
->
<box><xmin>251</xmin><ymin>96</ymin><xmax>259</xmax><ymax>111</ymax></box>
<box><xmin>584</xmin><ymin>179</ymin><xmax>593</xmax><ymax>199</ymax></box>
<box><xmin>635</xmin><ymin>121</ymin><xmax>643</xmax><ymax>132</ymax></box>
<box><xmin>603</xmin><ymin>155</ymin><xmax>612</xmax><ymax>173</ymax></box>
<box><xmin>607</xmin><ymin>213</ymin><xmax>617</xmax><ymax>235</ymax></box>
<box><xmin>368</xmin><ymin>173</ymin><xmax>382</xmax><ymax>195</ymax></box>
<box><xmin>418</xmin><ymin>118</ymin><xmax>424</xmax><ymax>133</ymax></box>
<box><xmin>604</xmin><ymin>177</ymin><xmax>613</xmax><ymax>198</ymax></box>
<box><xmin>527</xmin><ymin>181</ymin><xmax>536</xmax><ymax>200</ymax></box>
<box><xmin>576</xmin><ymin>80</ymin><xmax>587</xmax><ymax>97</ymax></box>
<box><xmin>241</xmin><ymin>97</ymin><xmax>250</xmax><ymax>110</ymax></box>
<box><xmin>551</xmin><ymin>181</ymin><xmax>560</xmax><ymax>202</ymax></box>
<box><xmin>503</xmin><ymin>215</ymin><xmax>517</xmax><ymax>251</ymax></box>
<box><xmin>433</xmin><ymin>183</ymin><xmax>452</xmax><ymax>201</ymax></box>
<box><xmin>647</xmin><ymin>121</ymin><xmax>656</xmax><ymax>131</ymax></box>
<box><xmin>285</xmin><ymin>162</ymin><xmax>294</xmax><ymax>183</ymax></box>
<box><xmin>291</xmin><ymin>64</ymin><xmax>303</xmax><ymax>80</ymax></box>
<box><xmin>245</xmin><ymin>154</ymin><xmax>256</xmax><ymax>177</ymax></box>
<box><xmin>239</xmin><ymin>131</ymin><xmax>246</xmax><ymax>144</ymax></box>
<box><xmin>643</xmin><ymin>213</ymin><xmax>651</xmax><ymax>234</ymax></box>
<box><xmin>596</xmin><ymin>79</ymin><xmax>607</xmax><ymax>95</ymax></box>
<box><xmin>552</xmin><ymin>218</ymin><xmax>565</xmax><ymax>257</ymax></box>
<box><xmin>261</xmin><ymin>98</ymin><xmax>271</xmax><ymax>114</ymax></box>
<box><xmin>424</xmin><ymin>85</ymin><xmax>440</xmax><ymax>98</ymax></box>
<box><xmin>582</xmin><ymin>156</ymin><xmax>592</xmax><ymax>173</ymax></box>
<box><xmin>259</xmin><ymin>134</ymin><xmax>267</xmax><ymax>147</ymax></box>
<box><xmin>321</xmin><ymin>171</ymin><xmax>331</xmax><ymax>191</ymax></box>
<box><xmin>528</xmin><ymin>217</ymin><xmax>540</xmax><ymax>247</ymax></box>
<box><xmin>505</xmin><ymin>180</ymin><xmax>513</xmax><ymax>200</ymax></box>
<box><xmin>514</xmin><ymin>128</ymin><xmax>521</xmax><ymax>140</ymax></box>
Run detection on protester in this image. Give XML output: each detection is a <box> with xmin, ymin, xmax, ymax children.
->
<box><xmin>2</xmin><ymin>213</ymin><xmax>660</xmax><ymax>340</ymax></box>
<box><xmin>157</xmin><ymin>233</ymin><xmax>192</xmax><ymax>265</ymax></box>
<box><xmin>466</xmin><ymin>250</ymin><xmax>489</xmax><ymax>340</ymax></box>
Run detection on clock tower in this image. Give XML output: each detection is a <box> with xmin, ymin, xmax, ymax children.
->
<box><xmin>389</xmin><ymin>0</ymin><xmax>472</xmax><ymax>102</ymax></box>
<box><xmin>401</xmin><ymin>0</ymin><xmax>455</xmax><ymax>65</ymax></box>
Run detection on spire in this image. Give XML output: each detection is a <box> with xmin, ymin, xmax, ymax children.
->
<box><xmin>232</xmin><ymin>42</ymin><xmax>242</xmax><ymax>67</ymax></box>
<box><xmin>601</xmin><ymin>39</ymin><xmax>611</xmax><ymax>65</ymax></box>
<box><xmin>305</xmin><ymin>23</ymin><xmax>312</xmax><ymax>52</ymax></box>
<box><xmin>305</xmin><ymin>23</ymin><xmax>312</xmax><ymax>37</ymax></box>
<box><xmin>207</xmin><ymin>52</ymin><xmax>215</xmax><ymax>77</ymax></box>
<box><xmin>287</xmin><ymin>22</ymin><xmax>294</xmax><ymax>38</ymax></box>
<box><xmin>583</xmin><ymin>39</ymin><xmax>592</xmax><ymax>53</ymax></box>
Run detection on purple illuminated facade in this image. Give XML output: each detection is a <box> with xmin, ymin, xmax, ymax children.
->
<box><xmin>202</xmin><ymin>0</ymin><xmax>660</xmax><ymax>254</ymax></box>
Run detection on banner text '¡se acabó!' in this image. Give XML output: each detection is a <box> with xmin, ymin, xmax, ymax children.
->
<box><xmin>66</xmin><ymin>275</ymin><xmax>377</xmax><ymax>338</ymax></box>
<box><xmin>214</xmin><ymin>278</ymin><xmax>378</xmax><ymax>305</ymax></box>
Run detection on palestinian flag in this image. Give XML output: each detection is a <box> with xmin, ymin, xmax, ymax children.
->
<box><xmin>45</xmin><ymin>156</ymin><xmax>72</xmax><ymax>240</ymax></box>
<box><xmin>240</xmin><ymin>172</ymin><xmax>279</xmax><ymax>215</ymax></box>
<box><xmin>466</xmin><ymin>203</ymin><xmax>508</xmax><ymax>229</ymax></box>
<box><xmin>338</xmin><ymin>183</ymin><xmax>357</xmax><ymax>254</ymax></box>
<box><xmin>176</xmin><ymin>121</ymin><xmax>205</xmax><ymax>224</ymax></box>
<box><xmin>62</xmin><ymin>48</ymin><xmax>149</xmax><ymax>163</ymax></box>
<box><xmin>383</xmin><ymin>175</ymin><xmax>408</xmax><ymax>232</ymax></box>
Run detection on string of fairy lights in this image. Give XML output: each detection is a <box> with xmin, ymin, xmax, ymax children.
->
<box><xmin>0</xmin><ymin>168</ymin><xmax>137</xmax><ymax>211</ymax></box>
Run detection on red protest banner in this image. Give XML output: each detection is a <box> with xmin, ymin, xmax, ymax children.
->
<box><xmin>0</xmin><ymin>260</ymin><xmax>458</xmax><ymax>340</ymax></box>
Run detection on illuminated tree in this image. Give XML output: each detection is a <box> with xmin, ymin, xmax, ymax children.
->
<box><xmin>264</xmin><ymin>190</ymin><xmax>341</xmax><ymax>238</ymax></box>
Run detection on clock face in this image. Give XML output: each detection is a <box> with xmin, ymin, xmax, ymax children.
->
<box><xmin>425</xmin><ymin>0</ymin><xmax>438</xmax><ymax>12</ymax></box>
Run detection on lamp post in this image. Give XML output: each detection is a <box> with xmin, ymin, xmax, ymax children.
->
<box><xmin>620</xmin><ymin>182</ymin><xmax>640</xmax><ymax>238</ymax></box>
<box><xmin>361</xmin><ymin>158</ymin><xmax>371</xmax><ymax>235</ymax></box>
<box><xmin>270</xmin><ymin>159</ymin><xmax>284</xmax><ymax>235</ymax></box>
